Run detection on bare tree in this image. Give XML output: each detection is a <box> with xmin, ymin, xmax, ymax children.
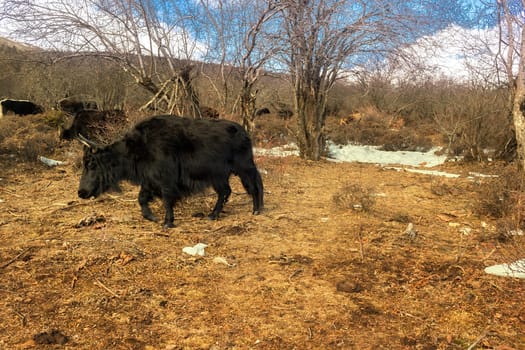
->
<box><xmin>197</xmin><ymin>0</ymin><xmax>280</xmax><ymax>132</ymax></box>
<box><xmin>496</xmin><ymin>0</ymin><xmax>525</xmax><ymax>168</ymax></box>
<box><xmin>277</xmin><ymin>0</ymin><xmax>465</xmax><ymax>160</ymax></box>
<box><xmin>278</xmin><ymin>1</ymin><xmax>398</xmax><ymax>159</ymax></box>
<box><xmin>0</xmin><ymin>0</ymin><xmax>202</xmax><ymax>115</ymax></box>
<box><xmin>235</xmin><ymin>1</ymin><xmax>282</xmax><ymax>132</ymax></box>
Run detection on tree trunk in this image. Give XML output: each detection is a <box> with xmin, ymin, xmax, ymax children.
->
<box><xmin>512</xmin><ymin>25</ymin><xmax>525</xmax><ymax>170</ymax></box>
<box><xmin>240</xmin><ymin>81</ymin><xmax>257</xmax><ymax>134</ymax></box>
<box><xmin>295</xmin><ymin>88</ymin><xmax>326</xmax><ymax>160</ymax></box>
<box><xmin>513</xmin><ymin>89</ymin><xmax>525</xmax><ymax>170</ymax></box>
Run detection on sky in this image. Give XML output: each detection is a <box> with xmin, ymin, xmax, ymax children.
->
<box><xmin>0</xmin><ymin>0</ymin><xmax>511</xmax><ymax>76</ymax></box>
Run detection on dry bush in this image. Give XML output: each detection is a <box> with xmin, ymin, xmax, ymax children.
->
<box><xmin>326</xmin><ymin>106</ymin><xmax>434</xmax><ymax>151</ymax></box>
<box><xmin>326</xmin><ymin>106</ymin><xmax>388</xmax><ymax>145</ymax></box>
<box><xmin>380</xmin><ymin>128</ymin><xmax>433</xmax><ymax>152</ymax></box>
<box><xmin>431</xmin><ymin>85</ymin><xmax>509</xmax><ymax>160</ymax></box>
<box><xmin>476</xmin><ymin>165</ymin><xmax>525</xmax><ymax>220</ymax></box>
<box><xmin>252</xmin><ymin>113</ymin><xmax>296</xmax><ymax>147</ymax></box>
<box><xmin>476</xmin><ymin>165</ymin><xmax>525</xmax><ymax>262</ymax></box>
<box><xmin>0</xmin><ymin>114</ymin><xmax>61</xmax><ymax>162</ymax></box>
<box><xmin>332</xmin><ymin>183</ymin><xmax>376</xmax><ymax>212</ymax></box>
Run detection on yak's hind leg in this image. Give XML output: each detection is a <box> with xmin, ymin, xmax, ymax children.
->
<box><xmin>237</xmin><ymin>167</ymin><xmax>264</xmax><ymax>215</ymax></box>
<box><xmin>208</xmin><ymin>180</ymin><xmax>232</xmax><ymax>220</ymax></box>
<box><xmin>138</xmin><ymin>187</ymin><xmax>158</xmax><ymax>222</ymax></box>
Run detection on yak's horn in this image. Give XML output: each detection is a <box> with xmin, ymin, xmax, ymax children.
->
<box><xmin>76</xmin><ymin>133</ymin><xmax>99</xmax><ymax>149</ymax></box>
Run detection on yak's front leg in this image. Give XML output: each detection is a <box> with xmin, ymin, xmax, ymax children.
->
<box><xmin>161</xmin><ymin>193</ymin><xmax>178</xmax><ymax>228</ymax></box>
<box><xmin>138</xmin><ymin>187</ymin><xmax>158</xmax><ymax>222</ymax></box>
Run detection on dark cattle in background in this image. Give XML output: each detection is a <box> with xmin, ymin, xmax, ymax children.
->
<box><xmin>58</xmin><ymin>98</ymin><xmax>98</xmax><ymax>114</ymax></box>
<box><xmin>278</xmin><ymin>108</ymin><xmax>293</xmax><ymax>119</ymax></box>
<box><xmin>0</xmin><ymin>99</ymin><xmax>43</xmax><ymax>117</ymax></box>
<box><xmin>255</xmin><ymin>107</ymin><xmax>270</xmax><ymax>116</ymax></box>
<box><xmin>60</xmin><ymin>109</ymin><xmax>127</xmax><ymax>142</ymax></box>
<box><xmin>77</xmin><ymin>115</ymin><xmax>264</xmax><ymax>228</ymax></box>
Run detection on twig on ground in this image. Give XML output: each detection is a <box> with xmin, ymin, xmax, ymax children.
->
<box><xmin>466</xmin><ymin>328</ymin><xmax>489</xmax><ymax>350</ymax></box>
<box><xmin>358</xmin><ymin>223</ymin><xmax>365</xmax><ymax>262</ymax></box>
<box><xmin>483</xmin><ymin>248</ymin><xmax>496</xmax><ymax>261</ymax></box>
<box><xmin>94</xmin><ymin>279</ymin><xmax>120</xmax><ymax>298</ymax></box>
<box><xmin>455</xmin><ymin>232</ymin><xmax>465</xmax><ymax>263</ymax></box>
<box><xmin>289</xmin><ymin>269</ymin><xmax>303</xmax><ymax>282</ymax></box>
<box><xmin>83</xmin><ymin>267</ymin><xmax>121</xmax><ymax>298</ymax></box>
<box><xmin>13</xmin><ymin>309</ymin><xmax>26</xmax><ymax>327</ymax></box>
<box><xmin>2</xmin><ymin>189</ymin><xmax>23</xmax><ymax>198</ymax></box>
<box><xmin>0</xmin><ymin>247</ymin><xmax>32</xmax><ymax>269</ymax></box>
<box><xmin>107</xmin><ymin>194</ymin><xmax>136</xmax><ymax>202</ymax></box>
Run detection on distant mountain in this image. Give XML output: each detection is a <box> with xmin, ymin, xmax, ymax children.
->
<box><xmin>0</xmin><ymin>36</ymin><xmax>38</xmax><ymax>51</ymax></box>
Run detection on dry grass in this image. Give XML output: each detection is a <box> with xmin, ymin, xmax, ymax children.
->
<box><xmin>332</xmin><ymin>183</ymin><xmax>376</xmax><ymax>212</ymax></box>
<box><xmin>0</xmin><ymin>115</ymin><xmax>524</xmax><ymax>349</ymax></box>
<box><xmin>1</xmin><ymin>153</ymin><xmax>524</xmax><ymax>349</ymax></box>
<box><xmin>0</xmin><ymin>114</ymin><xmax>61</xmax><ymax>162</ymax></box>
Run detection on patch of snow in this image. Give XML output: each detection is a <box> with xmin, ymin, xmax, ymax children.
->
<box><xmin>254</xmin><ymin>143</ymin><xmax>299</xmax><ymax>157</ymax></box>
<box><xmin>255</xmin><ymin>142</ymin><xmax>449</xmax><ymax>168</ymax></box>
<box><xmin>384</xmin><ymin>166</ymin><xmax>460</xmax><ymax>178</ymax></box>
<box><xmin>467</xmin><ymin>172</ymin><xmax>498</xmax><ymax>178</ymax></box>
<box><xmin>326</xmin><ymin>142</ymin><xmax>447</xmax><ymax>167</ymax></box>
<box><xmin>255</xmin><ymin>142</ymin><xmax>499</xmax><ymax>180</ymax></box>
<box><xmin>485</xmin><ymin>259</ymin><xmax>525</xmax><ymax>279</ymax></box>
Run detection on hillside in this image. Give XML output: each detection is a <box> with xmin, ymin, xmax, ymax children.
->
<box><xmin>0</xmin><ymin>36</ymin><xmax>38</xmax><ymax>51</ymax></box>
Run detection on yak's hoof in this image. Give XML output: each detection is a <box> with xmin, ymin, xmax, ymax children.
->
<box><xmin>207</xmin><ymin>213</ymin><xmax>219</xmax><ymax>220</ymax></box>
<box><xmin>163</xmin><ymin>222</ymin><xmax>175</xmax><ymax>229</ymax></box>
<box><xmin>143</xmin><ymin>214</ymin><xmax>159</xmax><ymax>222</ymax></box>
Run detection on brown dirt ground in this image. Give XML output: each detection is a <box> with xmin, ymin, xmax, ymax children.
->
<box><xmin>1</xmin><ymin>149</ymin><xmax>524</xmax><ymax>349</ymax></box>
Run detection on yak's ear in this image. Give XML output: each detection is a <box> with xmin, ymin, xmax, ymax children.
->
<box><xmin>77</xmin><ymin>134</ymin><xmax>100</xmax><ymax>152</ymax></box>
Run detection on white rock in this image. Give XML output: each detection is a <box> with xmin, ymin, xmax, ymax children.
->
<box><xmin>39</xmin><ymin>156</ymin><xmax>64</xmax><ymax>167</ymax></box>
<box><xmin>182</xmin><ymin>243</ymin><xmax>208</xmax><ymax>256</ymax></box>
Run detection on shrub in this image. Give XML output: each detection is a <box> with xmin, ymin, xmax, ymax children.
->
<box><xmin>0</xmin><ymin>114</ymin><xmax>61</xmax><ymax>162</ymax></box>
<box><xmin>332</xmin><ymin>183</ymin><xmax>376</xmax><ymax>212</ymax></box>
<box><xmin>475</xmin><ymin>165</ymin><xmax>525</xmax><ymax>220</ymax></box>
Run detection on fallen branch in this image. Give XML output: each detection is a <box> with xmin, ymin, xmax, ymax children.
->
<box><xmin>288</xmin><ymin>268</ymin><xmax>303</xmax><ymax>282</ymax></box>
<box><xmin>13</xmin><ymin>309</ymin><xmax>26</xmax><ymax>327</ymax></box>
<box><xmin>466</xmin><ymin>328</ymin><xmax>489</xmax><ymax>350</ymax></box>
<box><xmin>1</xmin><ymin>247</ymin><xmax>32</xmax><ymax>269</ymax></box>
<box><xmin>94</xmin><ymin>279</ymin><xmax>120</xmax><ymax>298</ymax></box>
<box><xmin>83</xmin><ymin>267</ymin><xmax>120</xmax><ymax>298</ymax></box>
<box><xmin>2</xmin><ymin>188</ymin><xmax>23</xmax><ymax>198</ymax></box>
<box><xmin>358</xmin><ymin>223</ymin><xmax>365</xmax><ymax>262</ymax></box>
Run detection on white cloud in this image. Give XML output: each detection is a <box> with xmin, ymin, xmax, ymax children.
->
<box><xmin>395</xmin><ymin>24</ymin><xmax>516</xmax><ymax>84</ymax></box>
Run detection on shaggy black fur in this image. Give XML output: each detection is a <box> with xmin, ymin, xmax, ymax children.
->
<box><xmin>77</xmin><ymin>115</ymin><xmax>264</xmax><ymax>228</ymax></box>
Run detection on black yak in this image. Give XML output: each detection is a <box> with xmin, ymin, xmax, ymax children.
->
<box><xmin>77</xmin><ymin>115</ymin><xmax>264</xmax><ymax>228</ymax></box>
<box><xmin>60</xmin><ymin>109</ymin><xmax>128</xmax><ymax>143</ymax></box>
<box><xmin>255</xmin><ymin>107</ymin><xmax>270</xmax><ymax>116</ymax></box>
<box><xmin>0</xmin><ymin>99</ymin><xmax>43</xmax><ymax>117</ymax></box>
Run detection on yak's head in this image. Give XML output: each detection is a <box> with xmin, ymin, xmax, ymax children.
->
<box><xmin>77</xmin><ymin>134</ymin><xmax>123</xmax><ymax>199</ymax></box>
